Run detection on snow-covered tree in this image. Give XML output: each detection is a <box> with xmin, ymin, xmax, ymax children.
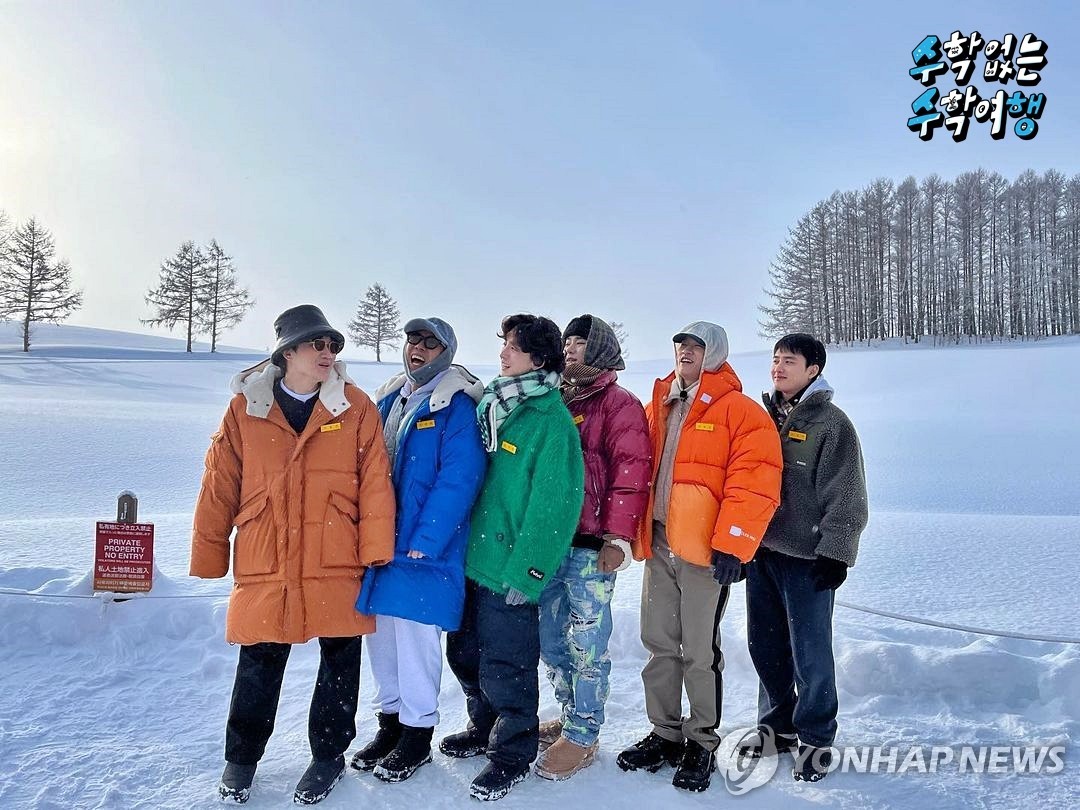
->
<box><xmin>609</xmin><ymin>320</ymin><xmax>630</xmax><ymax>357</ymax></box>
<box><xmin>348</xmin><ymin>283</ymin><xmax>401</xmax><ymax>362</ymax></box>
<box><xmin>143</xmin><ymin>241</ymin><xmax>208</xmax><ymax>352</ymax></box>
<box><xmin>0</xmin><ymin>217</ymin><xmax>83</xmax><ymax>352</ymax></box>
<box><xmin>198</xmin><ymin>239</ymin><xmax>253</xmax><ymax>353</ymax></box>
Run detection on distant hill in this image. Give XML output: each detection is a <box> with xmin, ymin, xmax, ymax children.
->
<box><xmin>0</xmin><ymin>321</ymin><xmax>260</xmax><ymax>356</ymax></box>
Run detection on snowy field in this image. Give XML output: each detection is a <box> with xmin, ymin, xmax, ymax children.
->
<box><xmin>0</xmin><ymin>323</ymin><xmax>1077</xmax><ymax>809</ymax></box>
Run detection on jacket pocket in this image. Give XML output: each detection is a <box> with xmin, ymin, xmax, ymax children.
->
<box><xmin>321</xmin><ymin>490</ymin><xmax>361</xmax><ymax>568</ymax></box>
<box><xmin>233</xmin><ymin>491</ymin><xmax>278</xmax><ymax>576</ymax></box>
<box><xmin>666</xmin><ymin>482</ymin><xmax>720</xmax><ymax>567</ymax></box>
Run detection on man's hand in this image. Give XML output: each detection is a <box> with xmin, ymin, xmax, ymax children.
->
<box><xmin>407</xmin><ymin>549</ymin><xmax>426</xmax><ymax>559</ymax></box>
<box><xmin>505</xmin><ymin>587</ymin><xmax>529</xmax><ymax>606</ymax></box>
<box><xmin>711</xmin><ymin>550</ymin><xmax>744</xmax><ymax>586</ymax></box>
<box><xmin>810</xmin><ymin>555</ymin><xmax>848</xmax><ymax>591</ymax></box>
<box><xmin>598</xmin><ymin>536</ymin><xmax>632</xmax><ymax>573</ymax></box>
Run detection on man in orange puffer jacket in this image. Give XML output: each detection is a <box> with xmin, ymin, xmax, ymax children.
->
<box><xmin>616</xmin><ymin>321</ymin><xmax>782</xmax><ymax>793</ymax></box>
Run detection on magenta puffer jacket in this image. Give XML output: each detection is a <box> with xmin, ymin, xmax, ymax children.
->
<box><xmin>565</xmin><ymin>372</ymin><xmax>653</xmax><ymax>540</ymax></box>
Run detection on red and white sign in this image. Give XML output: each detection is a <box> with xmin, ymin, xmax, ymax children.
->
<box><xmin>94</xmin><ymin>521</ymin><xmax>155</xmax><ymax>593</ymax></box>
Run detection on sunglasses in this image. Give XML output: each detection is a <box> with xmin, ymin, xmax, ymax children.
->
<box><xmin>406</xmin><ymin>333</ymin><xmax>443</xmax><ymax>350</ymax></box>
<box><xmin>306</xmin><ymin>338</ymin><xmax>344</xmax><ymax>354</ymax></box>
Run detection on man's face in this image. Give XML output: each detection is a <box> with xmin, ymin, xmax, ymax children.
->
<box><xmin>675</xmin><ymin>339</ymin><xmax>705</xmax><ymax>386</ymax></box>
<box><xmin>500</xmin><ymin>328</ymin><xmax>539</xmax><ymax>377</ymax></box>
<box><xmin>772</xmin><ymin>349</ymin><xmax>818</xmax><ymax>399</ymax></box>
<box><xmin>564</xmin><ymin>336</ymin><xmax>587</xmax><ymax>365</ymax></box>
<box><xmin>405</xmin><ymin>330</ymin><xmax>444</xmax><ymax>372</ymax></box>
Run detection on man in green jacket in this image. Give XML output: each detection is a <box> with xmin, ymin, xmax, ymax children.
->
<box><xmin>442</xmin><ymin>314</ymin><xmax>585</xmax><ymax>802</ymax></box>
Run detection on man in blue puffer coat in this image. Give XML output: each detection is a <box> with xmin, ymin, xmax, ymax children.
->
<box><xmin>353</xmin><ymin>317</ymin><xmax>487</xmax><ymax>783</ymax></box>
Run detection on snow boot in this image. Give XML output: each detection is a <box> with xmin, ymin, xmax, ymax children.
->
<box><xmin>537</xmin><ymin>719</ymin><xmax>563</xmax><ymax>752</ymax></box>
<box><xmin>438</xmin><ymin>726</ymin><xmax>489</xmax><ymax>759</ymax></box>
<box><xmin>616</xmin><ymin>732</ymin><xmax>684</xmax><ymax>773</ymax></box>
<box><xmin>671</xmin><ymin>741</ymin><xmax>716</xmax><ymax>792</ymax></box>
<box><xmin>218</xmin><ymin>762</ymin><xmax>257</xmax><ymax>803</ymax></box>
<box><xmin>468</xmin><ymin>761</ymin><xmax>530</xmax><ymax>801</ymax></box>
<box><xmin>534</xmin><ymin>736</ymin><xmax>597</xmax><ymax>781</ymax></box>
<box><xmin>372</xmin><ymin>725</ymin><xmax>434</xmax><ymax>782</ymax></box>
<box><xmin>350</xmin><ymin>712</ymin><xmax>403</xmax><ymax>772</ymax></box>
<box><xmin>735</xmin><ymin>726</ymin><xmax>798</xmax><ymax>760</ymax></box>
<box><xmin>293</xmin><ymin>755</ymin><xmax>345</xmax><ymax>805</ymax></box>
<box><xmin>792</xmin><ymin>744</ymin><xmax>833</xmax><ymax>782</ymax></box>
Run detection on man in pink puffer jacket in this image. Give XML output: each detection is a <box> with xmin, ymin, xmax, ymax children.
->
<box><xmin>535</xmin><ymin>314</ymin><xmax>653</xmax><ymax>781</ymax></box>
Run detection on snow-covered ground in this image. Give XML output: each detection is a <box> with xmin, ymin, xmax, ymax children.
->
<box><xmin>1</xmin><ymin>323</ymin><xmax>1077</xmax><ymax>808</ymax></box>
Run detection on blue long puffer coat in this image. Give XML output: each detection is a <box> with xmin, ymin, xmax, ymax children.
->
<box><xmin>355</xmin><ymin>366</ymin><xmax>487</xmax><ymax>631</ymax></box>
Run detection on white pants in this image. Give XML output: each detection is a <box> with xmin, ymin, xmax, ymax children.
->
<box><xmin>367</xmin><ymin>615</ymin><xmax>444</xmax><ymax>728</ymax></box>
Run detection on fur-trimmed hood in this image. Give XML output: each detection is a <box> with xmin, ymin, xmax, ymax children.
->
<box><xmin>373</xmin><ymin>365</ymin><xmax>484</xmax><ymax>412</ymax></box>
<box><xmin>229</xmin><ymin>359</ymin><xmax>358</xmax><ymax>419</ymax></box>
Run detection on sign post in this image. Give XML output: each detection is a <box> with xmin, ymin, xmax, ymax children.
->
<box><xmin>93</xmin><ymin>491</ymin><xmax>155</xmax><ymax>593</ymax></box>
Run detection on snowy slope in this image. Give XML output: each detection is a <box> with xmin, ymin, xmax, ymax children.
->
<box><xmin>0</xmin><ymin>326</ymin><xmax>1077</xmax><ymax>808</ymax></box>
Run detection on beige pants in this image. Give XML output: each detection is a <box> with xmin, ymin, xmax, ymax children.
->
<box><xmin>640</xmin><ymin>521</ymin><xmax>729</xmax><ymax>750</ymax></box>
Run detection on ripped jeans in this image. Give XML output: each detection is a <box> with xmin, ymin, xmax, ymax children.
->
<box><xmin>538</xmin><ymin>547</ymin><xmax>617</xmax><ymax>747</ymax></box>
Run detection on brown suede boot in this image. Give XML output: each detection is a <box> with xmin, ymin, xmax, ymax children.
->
<box><xmin>534</xmin><ymin>737</ymin><xmax>598</xmax><ymax>781</ymax></box>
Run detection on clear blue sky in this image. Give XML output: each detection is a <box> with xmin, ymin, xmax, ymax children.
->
<box><xmin>2</xmin><ymin>0</ymin><xmax>1076</xmax><ymax>363</ymax></box>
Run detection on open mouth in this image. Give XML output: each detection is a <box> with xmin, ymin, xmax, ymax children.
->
<box><xmin>409</xmin><ymin>354</ymin><xmax>426</xmax><ymax>367</ymax></box>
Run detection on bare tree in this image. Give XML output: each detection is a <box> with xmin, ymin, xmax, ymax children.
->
<box><xmin>608</xmin><ymin>320</ymin><xmax>630</xmax><ymax>357</ymax></box>
<box><xmin>198</xmin><ymin>239</ymin><xmax>253</xmax><ymax>352</ymax></box>
<box><xmin>0</xmin><ymin>217</ymin><xmax>83</xmax><ymax>352</ymax></box>
<box><xmin>348</xmin><ymin>283</ymin><xmax>401</xmax><ymax>362</ymax></box>
<box><xmin>143</xmin><ymin>241</ymin><xmax>208</xmax><ymax>352</ymax></box>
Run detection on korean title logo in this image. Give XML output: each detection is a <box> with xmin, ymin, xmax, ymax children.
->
<box><xmin>908</xmin><ymin>31</ymin><xmax>1047</xmax><ymax>142</ymax></box>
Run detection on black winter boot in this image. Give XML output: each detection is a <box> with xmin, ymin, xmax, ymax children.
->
<box><xmin>438</xmin><ymin>725</ymin><xmax>489</xmax><ymax>759</ymax></box>
<box><xmin>735</xmin><ymin>726</ymin><xmax>799</xmax><ymax>759</ymax></box>
<box><xmin>218</xmin><ymin>762</ymin><xmax>257</xmax><ymax>803</ymax></box>
<box><xmin>671</xmin><ymin>741</ymin><xmax>716</xmax><ymax>792</ymax></box>
<box><xmin>616</xmin><ymin>732</ymin><xmax>684</xmax><ymax>773</ymax></box>
<box><xmin>350</xmin><ymin>712</ymin><xmax>403</xmax><ymax>772</ymax></box>
<box><xmin>373</xmin><ymin>725</ymin><xmax>434</xmax><ymax>782</ymax></box>
<box><xmin>792</xmin><ymin>744</ymin><xmax>834</xmax><ymax>782</ymax></box>
<box><xmin>293</xmin><ymin>756</ymin><xmax>345</xmax><ymax>805</ymax></box>
<box><xmin>468</xmin><ymin>761</ymin><xmax>530</xmax><ymax>801</ymax></box>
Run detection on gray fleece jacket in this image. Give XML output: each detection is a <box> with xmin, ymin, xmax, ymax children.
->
<box><xmin>760</xmin><ymin>376</ymin><xmax>868</xmax><ymax>566</ymax></box>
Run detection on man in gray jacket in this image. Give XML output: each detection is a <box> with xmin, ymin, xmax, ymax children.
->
<box><xmin>744</xmin><ymin>333</ymin><xmax>868</xmax><ymax>783</ymax></box>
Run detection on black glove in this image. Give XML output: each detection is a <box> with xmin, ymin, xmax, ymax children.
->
<box><xmin>810</xmin><ymin>555</ymin><xmax>848</xmax><ymax>591</ymax></box>
<box><xmin>711</xmin><ymin>550</ymin><xmax>744</xmax><ymax>586</ymax></box>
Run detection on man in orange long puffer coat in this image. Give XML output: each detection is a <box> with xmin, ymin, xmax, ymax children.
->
<box><xmin>190</xmin><ymin>304</ymin><xmax>395</xmax><ymax>806</ymax></box>
<box><xmin>616</xmin><ymin>321</ymin><xmax>782</xmax><ymax>793</ymax></box>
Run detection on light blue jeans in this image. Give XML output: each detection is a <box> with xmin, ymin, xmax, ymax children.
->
<box><xmin>538</xmin><ymin>547</ymin><xmax>617</xmax><ymax>747</ymax></box>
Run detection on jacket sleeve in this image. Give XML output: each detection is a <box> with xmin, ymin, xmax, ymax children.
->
<box><xmin>355</xmin><ymin>395</ymin><xmax>397</xmax><ymax>567</ymax></box>
<box><xmin>713</xmin><ymin>399</ymin><xmax>783</xmax><ymax>562</ymax></box>
<box><xmin>502</xmin><ymin>412</ymin><xmax>585</xmax><ymax>601</ymax></box>
<box><xmin>406</xmin><ymin>395</ymin><xmax>488</xmax><ymax>559</ymax></box>
<box><xmin>598</xmin><ymin>392</ymin><xmax>653</xmax><ymax>541</ymax></box>
<box><xmin>812</xmin><ymin>411</ymin><xmax>869</xmax><ymax>566</ymax></box>
<box><xmin>190</xmin><ymin>401</ymin><xmax>243</xmax><ymax>578</ymax></box>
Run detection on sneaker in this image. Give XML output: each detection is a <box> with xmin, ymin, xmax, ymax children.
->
<box><xmin>537</xmin><ymin>719</ymin><xmax>563</xmax><ymax>752</ymax></box>
<box><xmin>439</xmin><ymin>726</ymin><xmax>489</xmax><ymax>759</ymax></box>
<box><xmin>293</xmin><ymin>756</ymin><xmax>345</xmax><ymax>805</ymax></box>
<box><xmin>616</xmin><ymin>732</ymin><xmax>683</xmax><ymax>773</ymax></box>
<box><xmin>469</xmin><ymin>761</ymin><xmax>530</xmax><ymax>801</ymax></box>
<box><xmin>373</xmin><ymin>725</ymin><xmax>434</xmax><ymax>783</ymax></box>
<box><xmin>735</xmin><ymin>726</ymin><xmax>798</xmax><ymax>760</ymax></box>
<box><xmin>350</xmin><ymin>712</ymin><xmax>403</xmax><ymax>772</ymax></box>
<box><xmin>534</xmin><ymin>736</ymin><xmax>597</xmax><ymax>781</ymax></box>
<box><xmin>218</xmin><ymin>762</ymin><xmax>257</xmax><ymax>804</ymax></box>
<box><xmin>792</xmin><ymin>744</ymin><xmax>833</xmax><ymax>782</ymax></box>
<box><xmin>671</xmin><ymin>741</ymin><xmax>715</xmax><ymax>792</ymax></box>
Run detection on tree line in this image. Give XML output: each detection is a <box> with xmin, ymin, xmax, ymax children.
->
<box><xmin>760</xmin><ymin>169</ymin><xmax>1080</xmax><ymax>344</ymax></box>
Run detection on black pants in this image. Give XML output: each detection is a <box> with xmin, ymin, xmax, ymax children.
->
<box><xmin>745</xmin><ymin>547</ymin><xmax>838</xmax><ymax>748</ymax></box>
<box><xmin>446</xmin><ymin>580</ymin><xmax>540</xmax><ymax>770</ymax></box>
<box><xmin>225</xmin><ymin>636</ymin><xmax>363</xmax><ymax>765</ymax></box>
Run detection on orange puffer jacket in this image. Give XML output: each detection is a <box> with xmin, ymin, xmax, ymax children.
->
<box><xmin>190</xmin><ymin>360</ymin><xmax>395</xmax><ymax>644</ymax></box>
<box><xmin>635</xmin><ymin>363</ymin><xmax>782</xmax><ymax>566</ymax></box>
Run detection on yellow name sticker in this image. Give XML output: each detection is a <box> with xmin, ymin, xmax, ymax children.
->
<box><xmin>501</xmin><ymin>440</ymin><xmax>518</xmax><ymax>454</ymax></box>
<box><xmin>788</xmin><ymin>430</ymin><xmax>807</xmax><ymax>441</ymax></box>
<box><xmin>417</xmin><ymin>419</ymin><xmax>436</xmax><ymax>430</ymax></box>
<box><xmin>573</xmin><ymin>415</ymin><xmax>585</xmax><ymax>425</ymax></box>
<box><xmin>320</xmin><ymin>422</ymin><xmax>342</xmax><ymax>433</ymax></box>
<box><xmin>695</xmin><ymin>423</ymin><xmax>715</xmax><ymax>432</ymax></box>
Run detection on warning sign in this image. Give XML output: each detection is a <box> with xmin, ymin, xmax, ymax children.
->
<box><xmin>94</xmin><ymin>521</ymin><xmax>155</xmax><ymax>593</ymax></box>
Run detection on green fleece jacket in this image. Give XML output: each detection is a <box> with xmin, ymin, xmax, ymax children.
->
<box><xmin>465</xmin><ymin>387</ymin><xmax>585</xmax><ymax>602</ymax></box>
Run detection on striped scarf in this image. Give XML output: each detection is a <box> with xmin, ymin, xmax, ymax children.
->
<box><xmin>476</xmin><ymin>370</ymin><xmax>559</xmax><ymax>453</ymax></box>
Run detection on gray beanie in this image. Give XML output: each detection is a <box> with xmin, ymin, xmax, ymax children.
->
<box><xmin>402</xmin><ymin>317</ymin><xmax>457</xmax><ymax>386</ymax></box>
